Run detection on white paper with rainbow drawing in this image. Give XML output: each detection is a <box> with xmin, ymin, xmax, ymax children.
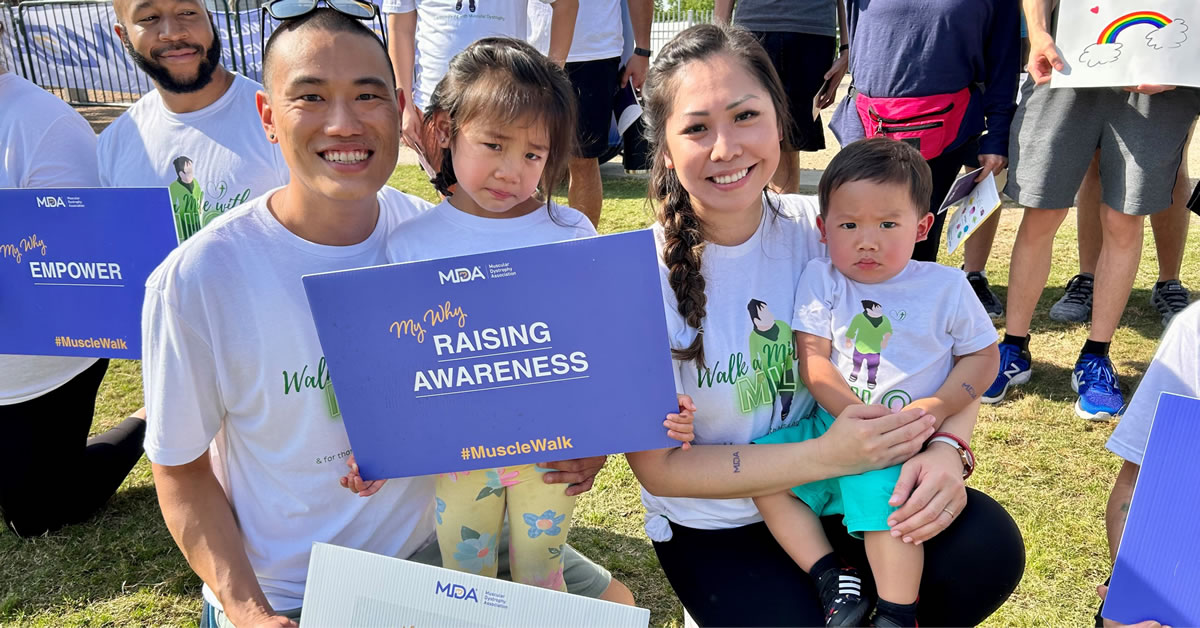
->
<box><xmin>1051</xmin><ymin>2</ymin><xmax>1199</xmax><ymax>88</ymax></box>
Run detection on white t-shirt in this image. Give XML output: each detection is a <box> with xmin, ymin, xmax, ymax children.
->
<box><xmin>98</xmin><ymin>73</ymin><xmax>288</xmax><ymax>242</ymax></box>
<box><xmin>641</xmin><ymin>194</ymin><xmax>825</xmax><ymax>542</ymax></box>
<box><xmin>1107</xmin><ymin>302</ymin><xmax>1200</xmax><ymax>466</ymax></box>
<box><xmin>142</xmin><ymin>187</ymin><xmax>433</xmax><ymax>611</ymax></box>
<box><xmin>384</xmin><ymin>0</ymin><xmax>551</xmax><ymax>111</ymax></box>
<box><xmin>792</xmin><ymin>259</ymin><xmax>997</xmax><ymax>409</ymax></box>
<box><xmin>528</xmin><ymin>0</ymin><xmax>623</xmax><ymax>62</ymax></box>
<box><xmin>387</xmin><ymin>198</ymin><xmax>595</xmax><ymax>262</ymax></box>
<box><xmin>0</xmin><ymin>72</ymin><xmax>99</xmax><ymax>405</ymax></box>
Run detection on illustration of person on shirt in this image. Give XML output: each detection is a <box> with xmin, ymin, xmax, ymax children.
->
<box><xmin>845</xmin><ymin>300</ymin><xmax>892</xmax><ymax>390</ymax></box>
<box><xmin>167</xmin><ymin>155</ymin><xmax>204</xmax><ymax>242</ymax></box>
<box><xmin>747</xmin><ymin>299</ymin><xmax>797</xmax><ymax>424</ymax></box>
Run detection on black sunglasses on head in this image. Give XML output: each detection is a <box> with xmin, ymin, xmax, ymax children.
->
<box><xmin>260</xmin><ymin>0</ymin><xmax>387</xmax><ymax>56</ymax></box>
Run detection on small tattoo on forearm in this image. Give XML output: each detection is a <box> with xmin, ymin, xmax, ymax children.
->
<box><xmin>962</xmin><ymin>382</ymin><xmax>978</xmax><ymax>400</ymax></box>
<box><xmin>732</xmin><ymin>451</ymin><xmax>742</xmax><ymax>473</ymax></box>
<box><xmin>1120</xmin><ymin>502</ymin><xmax>1130</xmax><ymax>513</ymax></box>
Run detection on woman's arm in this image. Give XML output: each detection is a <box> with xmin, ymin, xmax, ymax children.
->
<box><xmin>627</xmin><ymin>404</ymin><xmax>934</xmax><ymax>499</ymax></box>
<box><xmin>885</xmin><ymin>401</ymin><xmax>979</xmax><ymax>544</ymax></box>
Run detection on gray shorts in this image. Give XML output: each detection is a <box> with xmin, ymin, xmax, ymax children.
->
<box><xmin>1005</xmin><ymin>78</ymin><xmax>1200</xmax><ymax>215</ymax></box>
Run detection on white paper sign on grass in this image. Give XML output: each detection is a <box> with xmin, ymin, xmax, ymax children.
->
<box><xmin>302</xmin><ymin>543</ymin><xmax>651</xmax><ymax>627</ymax></box>
<box><xmin>1051</xmin><ymin>1</ymin><xmax>1200</xmax><ymax>88</ymax></box>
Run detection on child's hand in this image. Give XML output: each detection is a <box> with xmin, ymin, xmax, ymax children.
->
<box><xmin>339</xmin><ymin>454</ymin><xmax>387</xmax><ymax>497</ymax></box>
<box><xmin>665</xmin><ymin>394</ymin><xmax>697</xmax><ymax>450</ymax></box>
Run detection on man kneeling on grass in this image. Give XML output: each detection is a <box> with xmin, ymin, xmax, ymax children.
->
<box><xmin>142</xmin><ymin>9</ymin><xmax>628</xmax><ymax>627</ymax></box>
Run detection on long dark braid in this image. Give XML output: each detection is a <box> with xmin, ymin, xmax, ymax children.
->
<box><xmin>642</xmin><ymin>24</ymin><xmax>793</xmax><ymax>367</ymax></box>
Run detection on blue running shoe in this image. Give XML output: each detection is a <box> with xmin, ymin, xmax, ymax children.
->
<box><xmin>1072</xmin><ymin>353</ymin><xmax>1124</xmax><ymax>420</ymax></box>
<box><xmin>983</xmin><ymin>342</ymin><xmax>1031</xmax><ymax>404</ymax></box>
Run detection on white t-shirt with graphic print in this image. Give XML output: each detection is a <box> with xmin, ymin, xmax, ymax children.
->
<box><xmin>142</xmin><ymin>186</ymin><xmax>431</xmax><ymax>612</ymax></box>
<box><xmin>641</xmin><ymin>193</ymin><xmax>824</xmax><ymax>542</ymax></box>
<box><xmin>386</xmin><ymin>198</ymin><xmax>595</xmax><ymax>262</ymax></box>
<box><xmin>792</xmin><ymin>259</ymin><xmax>998</xmax><ymax>410</ymax></box>
<box><xmin>98</xmin><ymin>73</ymin><xmax>288</xmax><ymax>242</ymax></box>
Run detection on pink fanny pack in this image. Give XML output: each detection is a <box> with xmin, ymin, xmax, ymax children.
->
<box><xmin>854</xmin><ymin>87</ymin><xmax>971</xmax><ymax>160</ymax></box>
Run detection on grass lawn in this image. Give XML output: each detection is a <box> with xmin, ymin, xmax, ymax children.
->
<box><xmin>1</xmin><ymin>164</ymin><xmax>1193</xmax><ymax>627</ymax></box>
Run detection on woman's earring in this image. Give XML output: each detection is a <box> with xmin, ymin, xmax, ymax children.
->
<box><xmin>269</xmin><ymin>133</ymin><xmax>276</xmax><ymax>141</ymax></box>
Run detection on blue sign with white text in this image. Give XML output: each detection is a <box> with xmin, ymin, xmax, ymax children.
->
<box><xmin>303</xmin><ymin>230</ymin><xmax>679</xmax><ymax>480</ymax></box>
<box><xmin>0</xmin><ymin>188</ymin><xmax>177</xmax><ymax>358</ymax></box>
<box><xmin>1104</xmin><ymin>392</ymin><xmax>1200</xmax><ymax>626</ymax></box>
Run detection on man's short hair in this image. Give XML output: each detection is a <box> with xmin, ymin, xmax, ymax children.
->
<box><xmin>261</xmin><ymin>8</ymin><xmax>394</xmax><ymax>92</ymax></box>
<box><xmin>817</xmin><ymin>137</ymin><xmax>933</xmax><ymax>218</ymax></box>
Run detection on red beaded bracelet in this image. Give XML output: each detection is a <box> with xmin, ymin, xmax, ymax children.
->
<box><xmin>926</xmin><ymin>431</ymin><xmax>976</xmax><ymax>480</ymax></box>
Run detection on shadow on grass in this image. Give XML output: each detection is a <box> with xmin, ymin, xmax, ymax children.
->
<box><xmin>566</xmin><ymin>524</ymin><xmax>682</xmax><ymax>627</ymax></box>
<box><xmin>0</xmin><ymin>484</ymin><xmax>197</xmax><ymax>622</ymax></box>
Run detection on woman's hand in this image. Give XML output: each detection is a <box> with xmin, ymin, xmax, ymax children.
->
<box><xmin>816</xmin><ymin>404</ymin><xmax>935</xmax><ymax>478</ymax></box>
<box><xmin>976</xmin><ymin>154</ymin><xmax>1008</xmax><ymax>182</ymax></box>
<box><xmin>886</xmin><ymin>442</ymin><xmax>967</xmax><ymax>544</ymax></box>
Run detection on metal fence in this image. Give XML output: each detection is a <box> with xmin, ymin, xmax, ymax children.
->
<box><xmin>0</xmin><ymin>0</ymin><xmax>274</xmax><ymax>105</ymax></box>
<box><xmin>650</xmin><ymin>8</ymin><xmax>713</xmax><ymax>56</ymax></box>
<box><xmin>0</xmin><ymin>1</ymin><xmax>712</xmax><ymax>107</ymax></box>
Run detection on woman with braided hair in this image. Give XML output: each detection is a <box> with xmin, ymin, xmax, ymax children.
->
<box><xmin>624</xmin><ymin>24</ymin><xmax>1024</xmax><ymax>626</ymax></box>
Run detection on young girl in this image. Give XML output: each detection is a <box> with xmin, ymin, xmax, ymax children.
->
<box><xmin>341</xmin><ymin>37</ymin><xmax>695</xmax><ymax>591</ymax></box>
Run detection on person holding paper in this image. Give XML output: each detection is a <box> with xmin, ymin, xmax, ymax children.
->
<box><xmin>715</xmin><ymin>0</ymin><xmax>850</xmax><ymax>195</ymax></box>
<box><xmin>986</xmin><ymin>0</ymin><xmax>1200</xmax><ymax>420</ymax></box>
<box><xmin>1093</xmin><ymin>302</ymin><xmax>1200</xmax><ymax>628</ymax></box>
<box><xmin>142</xmin><ymin>12</ymin><xmax>631</xmax><ymax>627</ymax></box>
<box><xmin>340</xmin><ymin>38</ymin><xmax>695</xmax><ymax>591</ymax></box>
<box><xmin>827</xmin><ymin>0</ymin><xmax>1020</xmax><ymax>267</ymax></box>
<box><xmin>0</xmin><ymin>39</ymin><xmax>147</xmax><ymax>538</ymax></box>
<box><xmin>625</xmin><ymin>24</ymin><xmax>1025</xmax><ymax>627</ymax></box>
<box><xmin>99</xmin><ymin>0</ymin><xmax>289</xmax><ymax>242</ymax></box>
<box><xmin>753</xmin><ymin>138</ymin><xmax>1000</xmax><ymax>627</ymax></box>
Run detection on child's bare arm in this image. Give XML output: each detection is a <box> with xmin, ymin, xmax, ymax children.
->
<box><xmin>903</xmin><ymin>342</ymin><xmax>999</xmax><ymax>429</ymax></box>
<box><xmin>797</xmin><ymin>330</ymin><xmax>863</xmax><ymax>417</ymax></box>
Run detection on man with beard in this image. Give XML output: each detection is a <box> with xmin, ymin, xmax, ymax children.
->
<box><xmin>99</xmin><ymin>0</ymin><xmax>288</xmax><ymax>241</ymax></box>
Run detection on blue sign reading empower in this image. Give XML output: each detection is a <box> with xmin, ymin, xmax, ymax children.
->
<box><xmin>303</xmin><ymin>230</ymin><xmax>679</xmax><ymax>480</ymax></box>
<box><xmin>0</xmin><ymin>188</ymin><xmax>177</xmax><ymax>358</ymax></box>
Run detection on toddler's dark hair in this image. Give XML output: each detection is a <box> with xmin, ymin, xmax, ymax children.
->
<box><xmin>817</xmin><ymin>137</ymin><xmax>932</xmax><ymax>218</ymax></box>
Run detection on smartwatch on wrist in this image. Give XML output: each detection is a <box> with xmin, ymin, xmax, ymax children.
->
<box><xmin>634</xmin><ymin>47</ymin><xmax>652</xmax><ymax>58</ymax></box>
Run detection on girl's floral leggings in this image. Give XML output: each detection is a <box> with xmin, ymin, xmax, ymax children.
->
<box><xmin>435</xmin><ymin>464</ymin><xmax>577</xmax><ymax>590</ymax></box>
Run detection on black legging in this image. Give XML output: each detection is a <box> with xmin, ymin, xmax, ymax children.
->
<box><xmin>912</xmin><ymin>141</ymin><xmax>975</xmax><ymax>263</ymax></box>
<box><xmin>652</xmin><ymin>488</ymin><xmax>1025</xmax><ymax>627</ymax></box>
<box><xmin>0</xmin><ymin>359</ymin><xmax>146</xmax><ymax>537</ymax></box>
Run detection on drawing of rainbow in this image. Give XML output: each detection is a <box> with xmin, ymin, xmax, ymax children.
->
<box><xmin>1097</xmin><ymin>11</ymin><xmax>1173</xmax><ymax>44</ymax></box>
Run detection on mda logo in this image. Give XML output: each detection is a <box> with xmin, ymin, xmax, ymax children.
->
<box><xmin>435</xmin><ymin>580</ymin><xmax>479</xmax><ymax>602</ymax></box>
<box><xmin>438</xmin><ymin>266</ymin><xmax>485</xmax><ymax>285</ymax></box>
<box><xmin>36</xmin><ymin>196</ymin><xmax>66</xmax><ymax>208</ymax></box>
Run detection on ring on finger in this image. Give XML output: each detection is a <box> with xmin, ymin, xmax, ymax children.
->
<box><xmin>942</xmin><ymin>507</ymin><xmax>956</xmax><ymax>518</ymax></box>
